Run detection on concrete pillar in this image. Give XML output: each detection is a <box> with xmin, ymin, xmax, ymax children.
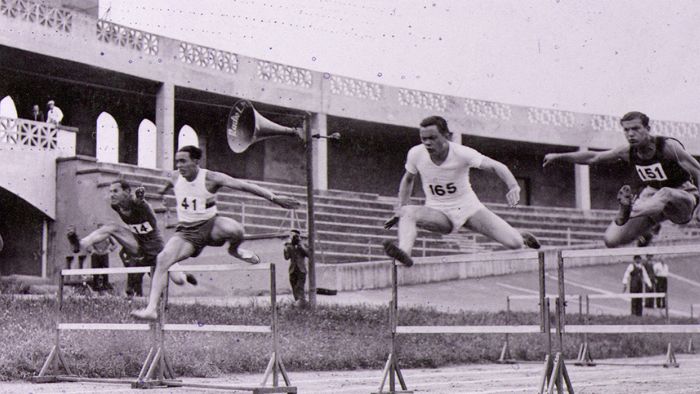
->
<box><xmin>575</xmin><ymin>146</ymin><xmax>591</xmax><ymax>210</ymax></box>
<box><xmin>155</xmin><ymin>82</ymin><xmax>175</xmax><ymax>170</ymax></box>
<box><xmin>311</xmin><ymin>112</ymin><xmax>328</xmax><ymax>191</ymax></box>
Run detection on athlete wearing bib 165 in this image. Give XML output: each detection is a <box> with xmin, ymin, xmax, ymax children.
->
<box><xmin>383</xmin><ymin>116</ymin><xmax>540</xmax><ymax>267</ymax></box>
<box><xmin>544</xmin><ymin>111</ymin><xmax>700</xmax><ymax>248</ymax></box>
<box><xmin>131</xmin><ymin>145</ymin><xmax>300</xmax><ymax>321</ymax></box>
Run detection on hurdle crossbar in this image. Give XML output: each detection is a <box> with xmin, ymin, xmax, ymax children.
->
<box><xmin>58</xmin><ymin>323</ymin><xmax>151</xmax><ymax>331</ymax></box>
<box><xmin>566</xmin><ymin>324</ymin><xmax>700</xmax><ymax>334</ymax></box>
<box><xmin>168</xmin><ymin>263</ymin><xmax>271</xmax><ymax>272</ymax></box>
<box><xmin>561</xmin><ymin>243</ymin><xmax>700</xmax><ymax>259</ymax></box>
<box><xmin>61</xmin><ymin>267</ymin><xmax>152</xmax><ymax>275</ymax></box>
<box><xmin>163</xmin><ymin>324</ymin><xmax>271</xmax><ymax>333</ymax></box>
<box><xmin>414</xmin><ymin>249</ymin><xmax>540</xmax><ymax>265</ymax></box>
<box><xmin>397</xmin><ymin>325</ymin><xmax>542</xmax><ymax>334</ymax></box>
<box><xmin>508</xmin><ymin>294</ymin><xmax>580</xmax><ymax>300</ymax></box>
<box><xmin>587</xmin><ymin>293</ymin><xmax>666</xmax><ymax>300</ymax></box>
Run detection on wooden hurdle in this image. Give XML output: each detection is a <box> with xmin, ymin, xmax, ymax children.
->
<box><xmin>32</xmin><ymin>264</ymin><xmax>296</xmax><ymax>393</ymax></box>
<box><xmin>558</xmin><ymin>244</ymin><xmax>700</xmax><ymax>375</ymax></box>
<box><xmin>134</xmin><ymin>263</ymin><xmax>296</xmax><ymax>393</ymax></box>
<box><xmin>32</xmin><ymin>266</ymin><xmax>155</xmax><ymax>384</ymax></box>
<box><xmin>374</xmin><ymin>250</ymin><xmax>560</xmax><ymax>394</ymax></box>
<box><xmin>500</xmin><ymin>294</ymin><xmax>582</xmax><ymax>364</ymax></box>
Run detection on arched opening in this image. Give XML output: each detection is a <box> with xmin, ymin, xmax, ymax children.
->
<box><xmin>96</xmin><ymin>112</ymin><xmax>119</xmax><ymax>163</ymax></box>
<box><xmin>137</xmin><ymin>119</ymin><xmax>157</xmax><ymax>168</ymax></box>
<box><xmin>0</xmin><ymin>96</ymin><xmax>18</xmax><ymax>118</ymax></box>
<box><xmin>177</xmin><ymin>125</ymin><xmax>199</xmax><ymax>149</ymax></box>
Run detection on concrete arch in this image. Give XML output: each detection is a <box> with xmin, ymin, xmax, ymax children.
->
<box><xmin>0</xmin><ymin>96</ymin><xmax>18</xmax><ymax>118</ymax></box>
<box><xmin>177</xmin><ymin>125</ymin><xmax>199</xmax><ymax>149</ymax></box>
<box><xmin>138</xmin><ymin>118</ymin><xmax>157</xmax><ymax>168</ymax></box>
<box><xmin>96</xmin><ymin>111</ymin><xmax>119</xmax><ymax>163</ymax></box>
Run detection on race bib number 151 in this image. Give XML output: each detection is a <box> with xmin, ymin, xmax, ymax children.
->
<box><xmin>635</xmin><ymin>163</ymin><xmax>668</xmax><ymax>182</ymax></box>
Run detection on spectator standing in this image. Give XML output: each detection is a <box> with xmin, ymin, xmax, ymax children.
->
<box><xmin>283</xmin><ymin>229</ymin><xmax>308</xmax><ymax>307</ymax></box>
<box><xmin>622</xmin><ymin>255</ymin><xmax>653</xmax><ymax>316</ymax></box>
<box><xmin>90</xmin><ymin>224</ymin><xmax>116</xmax><ymax>292</ymax></box>
<box><xmin>652</xmin><ymin>256</ymin><xmax>670</xmax><ymax>308</ymax></box>
<box><xmin>30</xmin><ymin>105</ymin><xmax>45</xmax><ymax>122</ymax></box>
<box><xmin>642</xmin><ymin>254</ymin><xmax>657</xmax><ymax>309</ymax></box>
<box><xmin>46</xmin><ymin>100</ymin><xmax>63</xmax><ymax>125</ymax></box>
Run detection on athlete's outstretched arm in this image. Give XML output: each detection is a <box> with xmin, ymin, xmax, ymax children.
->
<box><xmin>384</xmin><ymin>171</ymin><xmax>416</xmax><ymax>229</ymax></box>
<box><xmin>397</xmin><ymin>171</ymin><xmax>417</xmax><ymax>207</ymax></box>
<box><xmin>209</xmin><ymin>171</ymin><xmax>300</xmax><ymax>209</ymax></box>
<box><xmin>479</xmin><ymin>157</ymin><xmax>521</xmax><ymax>206</ymax></box>
<box><xmin>543</xmin><ymin>147</ymin><xmax>627</xmax><ymax>167</ymax></box>
<box><xmin>667</xmin><ymin>139</ymin><xmax>700</xmax><ymax>186</ymax></box>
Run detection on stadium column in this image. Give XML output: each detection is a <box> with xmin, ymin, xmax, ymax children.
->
<box><xmin>575</xmin><ymin>146</ymin><xmax>591</xmax><ymax>210</ymax></box>
<box><xmin>310</xmin><ymin>112</ymin><xmax>328</xmax><ymax>190</ymax></box>
<box><xmin>155</xmin><ymin>82</ymin><xmax>175</xmax><ymax>170</ymax></box>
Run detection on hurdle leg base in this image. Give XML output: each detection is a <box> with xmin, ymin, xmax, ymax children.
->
<box><xmin>30</xmin><ymin>376</ymin><xmax>60</xmax><ymax>384</ymax></box>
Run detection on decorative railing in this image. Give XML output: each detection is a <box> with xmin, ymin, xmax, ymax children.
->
<box><xmin>0</xmin><ymin>117</ymin><xmax>57</xmax><ymax>149</ymax></box>
<box><xmin>1</xmin><ymin>0</ymin><xmax>72</xmax><ymax>33</ymax></box>
<box><xmin>591</xmin><ymin>115</ymin><xmax>700</xmax><ymax>139</ymax></box>
<box><xmin>96</xmin><ymin>20</ymin><xmax>158</xmax><ymax>56</ymax></box>
<box><xmin>256</xmin><ymin>60</ymin><xmax>313</xmax><ymax>88</ymax></box>
<box><xmin>463</xmin><ymin>98</ymin><xmax>512</xmax><ymax>120</ymax></box>
<box><xmin>528</xmin><ymin>107</ymin><xmax>576</xmax><ymax>128</ymax></box>
<box><xmin>178</xmin><ymin>42</ymin><xmax>238</xmax><ymax>74</ymax></box>
<box><xmin>330</xmin><ymin>76</ymin><xmax>382</xmax><ymax>100</ymax></box>
<box><xmin>398</xmin><ymin>89</ymin><xmax>448</xmax><ymax>112</ymax></box>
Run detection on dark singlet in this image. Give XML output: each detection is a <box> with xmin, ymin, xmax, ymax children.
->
<box><xmin>629</xmin><ymin>136</ymin><xmax>691</xmax><ymax>189</ymax></box>
<box><xmin>111</xmin><ymin>199</ymin><xmax>164</xmax><ymax>256</ymax></box>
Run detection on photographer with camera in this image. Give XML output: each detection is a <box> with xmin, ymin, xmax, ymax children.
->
<box><xmin>283</xmin><ymin>229</ymin><xmax>309</xmax><ymax>307</ymax></box>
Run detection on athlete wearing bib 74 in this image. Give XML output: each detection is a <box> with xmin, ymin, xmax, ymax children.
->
<box><xmin>131</xmin><ymin>145</ymin><xmax>300</xmax><ymax>320</ymax></box>
<box><xmin>543</xmin><ymin>111</ymin><xmax>700</xmax><ymax>248</ymax></box>
<box><xmin>383</xmin><ymin>116</ymin><xmax>540</xmax><ymax>267</ymax></box>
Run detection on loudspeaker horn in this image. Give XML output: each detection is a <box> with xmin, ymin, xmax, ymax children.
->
<box><xmin>226</xmin><ymin>100</ymin><xmax>303</xmax><ymax>153</ymax></box>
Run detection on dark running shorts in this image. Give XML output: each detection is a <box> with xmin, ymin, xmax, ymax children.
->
<box><xmin>174</xmin><ymin>216</ymin><xmax>226</xmax><ymax>257</ymax></box>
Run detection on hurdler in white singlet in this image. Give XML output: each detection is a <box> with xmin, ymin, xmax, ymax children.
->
<box><xmin>405</xmin><ymin>141</ymin><xmax>484</xmax><ymax>208</ymax></box>
<box><xmin>173</xmin><ymin>168</ymin><xmax>217</xmax><ymax>224</ymax></box>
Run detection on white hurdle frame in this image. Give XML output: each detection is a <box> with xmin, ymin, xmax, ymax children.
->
<box><xmin>32</xmin><ymin>266</ymin><xmax>155</xmax><ymax>385</ymax></box>
<box><xmin>558</xmin><ymin>244</ymin><xmax>700</xmax><ymax>372</ymax></box>
<box><xmin>373</xmin><ymin>250</ymin><xmax>562</xmax><ymax>394</ymax></box>
<box><xmin>32</xmin><ymin>264</ymin><xmax>297</xmax><ymax>394</ymax></box>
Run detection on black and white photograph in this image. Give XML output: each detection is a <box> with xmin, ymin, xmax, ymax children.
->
<box><xmin>2</xmin><ymin>1</ymin><xmax>700</xmax><ymax>392</ymax></box>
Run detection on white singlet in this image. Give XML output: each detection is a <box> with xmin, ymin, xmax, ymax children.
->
<box><xmin>405</xmin><ymin>141</ymin><xmax>486</xmax><ymax>232</ymax></box>
<box><xmin>173</xmin><ymin>168</ymin><xmax>217</xmax><ymax>224</ymax></box>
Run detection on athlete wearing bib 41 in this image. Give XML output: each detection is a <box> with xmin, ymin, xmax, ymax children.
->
<box><xmin>131</xmin><ymin>145</ymin><xmax>300</xmax><ymax>321</ymax></box>
<box><xmin>383</xmin><ymin>116</ymin><xmax>540</xmax><ymax>267</ymax></box>
<box><xmin>544</xmin><ymin>111</ymin><xmax>700</xmax><ymax>248</ymax></box>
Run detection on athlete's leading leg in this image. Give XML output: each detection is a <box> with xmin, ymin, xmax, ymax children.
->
<box><xmin>384</xmin><ymin>205</ymin><xmax>452</xmax><ymax>266</ymax></box>
<box><xmin>208</xmin><ymin>216</ymin><xmax>260</xmax><ymax>264</ymax></box>
<box><xmin>131</xmin><ymin>237</ymin><xmax>195</xmax><ymax>320</ymax></box>
<box><xmin>604</xmin><ymin>216</ymin><xmax>657</xmax><ymax>248</ymax></box>
<box><xmin>632</xmin><ymin>187</ymin><xmax>696</xmax><ymax>224</ymax></box>
<box><xmin>464</xmin><ymin>208</ymin><xmax>539</xmax><ymax>249</ymax></box>
<box><xmin>75</xmin><ymin>224</ymin><xmax>140</xmax><ymax>255</ymax></box>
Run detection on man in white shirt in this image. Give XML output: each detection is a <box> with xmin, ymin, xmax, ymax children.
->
<box><xmin>46</xmin><ymin>100</ymin><xmax>64</xmax><ymax>125</ymax></box>
<box><xmin>383</xmin><ymin>116</ymin><xmax>540</xmax><ymax>267</ymax></box>
<box><xmin>651</xmin><ymin>255</ymin><xmax>669</xmax><ymax>308</ymax></box>
<box><xmin>622</xmin><ymin>254</ymin><xmax>653</xmax><ymax>316</ymax></box>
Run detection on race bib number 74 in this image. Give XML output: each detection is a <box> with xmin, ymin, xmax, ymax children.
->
<box><xmin>635</xmin><ymin>163</ymin><xmax>668</xmax><ymax>182</ymax></box>
<box><xmin>129</xmin><ymin>221</ymin><xmax>154</xmax><ymax>235</ymax></box>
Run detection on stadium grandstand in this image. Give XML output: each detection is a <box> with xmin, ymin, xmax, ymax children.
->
<box><xmin>2</xmin><ymin>0</ymin><xmax>700</xmax><ymax>293</ymax></box>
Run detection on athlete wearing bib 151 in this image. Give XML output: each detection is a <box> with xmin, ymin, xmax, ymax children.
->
<box><xmin>173</xmin><ymin>168</ymin><xmax>217</xmax><ymax>224</ymax></box>
<box><xmin>405</xmin><ymin>141</ymin><xmax>486</xmax><ymax>232</ymax></box>
<box><xmin>629</xmin><ymin>137</ymin><xmax>692</xmax><ymax>189</ymax></box>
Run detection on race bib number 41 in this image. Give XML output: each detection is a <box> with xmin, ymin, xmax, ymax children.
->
<box><xmin>635</xmin><ymin>163</ymin><xmax>668</xmax><ymax>182</ymax></box>
<box><xmin>177</xmin><ymin>196</ymin><xmax>206</xmax><ymax>212</ymax></box>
